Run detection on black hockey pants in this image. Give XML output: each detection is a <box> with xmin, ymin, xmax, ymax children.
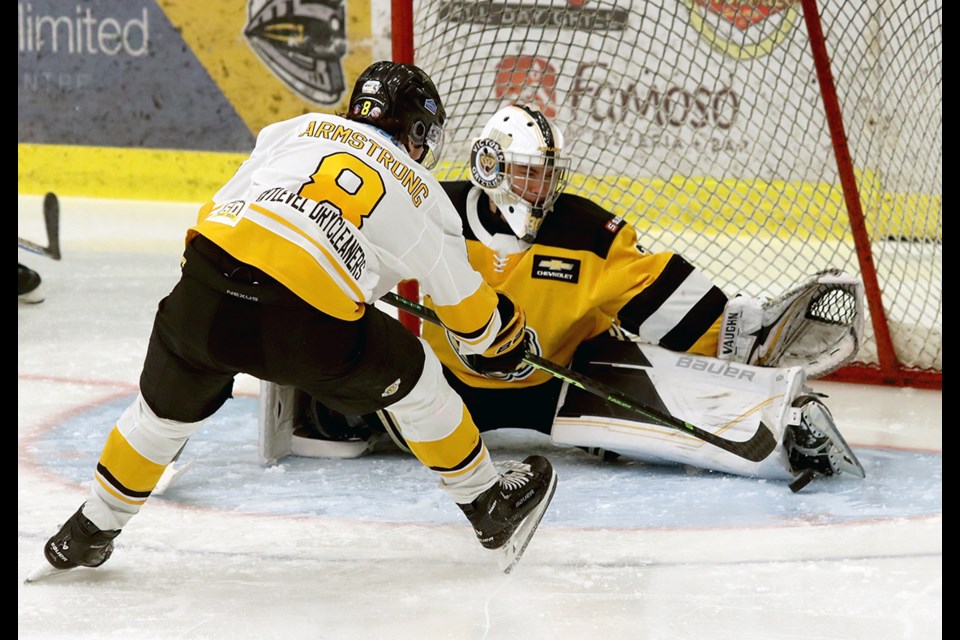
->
<box><xmin>138</xmin><ymin>234</ymin><xmax>425</xmax><ymax>424</ymax></box>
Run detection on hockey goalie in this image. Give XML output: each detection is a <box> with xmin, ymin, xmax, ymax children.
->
<box><xmin>259</xmin><ymin>104</ymin><xmax>866</xmax><ymax>492</ymax></box>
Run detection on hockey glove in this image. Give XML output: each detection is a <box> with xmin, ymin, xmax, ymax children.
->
<box><xmin>717</xmin><ymin>269</ymin><xmax>864</xmax><ymax>378</ymax></box>
<box><xmin>466</xmin><ymin>333</ymin><xmax>531</xmax><ymax>376</ymax></box>
<box><xmin>43</xmin><ymin>505</ymin><xmax>121</xmax><ymax>570</ymax></box>
<box><xmin>462</xmin><ymin>292</ymin><xmax>529</xmax><ymax>377</ymax></box>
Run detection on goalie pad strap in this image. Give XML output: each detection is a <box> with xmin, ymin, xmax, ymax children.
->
<box><xmin>717</xmin><ymin>297</ymin><xmax>764</xmax><ymax>364</ymax></box>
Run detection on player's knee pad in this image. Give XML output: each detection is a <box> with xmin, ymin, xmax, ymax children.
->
<box><xmin>382</xmin><ymin>338</ymin><xmax>467</xmax><ymax>443</ymax></box>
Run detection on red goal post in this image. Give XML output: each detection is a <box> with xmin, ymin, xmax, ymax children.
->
<box><xmin>391</xmin><ymin>0</ymin><xmax>941</xmax><ymax>389</ymax></box>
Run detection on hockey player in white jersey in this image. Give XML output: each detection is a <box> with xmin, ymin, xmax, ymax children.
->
<box><xmin>31</xmin><ymin>64</ymin><xmax>558</xmax><ymax>581</ymax></box>
<box><xmin>272</xmin><ymin>104</ymin><xmax>865</xmax><ymax>491</ymax></box>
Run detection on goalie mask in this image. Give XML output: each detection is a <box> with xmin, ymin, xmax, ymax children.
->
<box><xmin>470</xmin><ymin>105</ymin><xmax>570</xmax><ymax>242</ymax></box>
<box><xmin>348</xmin><ymin>61</ymin><xmax>446</xmax><ymax>170</ymax></box>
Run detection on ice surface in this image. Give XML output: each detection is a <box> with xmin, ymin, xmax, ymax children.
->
<box><xmin>18</xmin><ymin>196</ymin><xmax>941</xmax><ymax>640</ymax></box>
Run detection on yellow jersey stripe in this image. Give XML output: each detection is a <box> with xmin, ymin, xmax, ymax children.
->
<box><xmin>247</xmin><ymin>203</ymin><xmax>366</xmax><ymax>301</ymax></box>
<box><xmin>190</xmin><ymin>220</ymin><xmax>364</xmax><ymax>320</ymax></box>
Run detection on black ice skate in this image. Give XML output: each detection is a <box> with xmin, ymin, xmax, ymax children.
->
<box><xmin>43</xmin><ymin>506</ymin><xmax>120</xmax><ymax>570</ymax></box>
<box><xmin>459</xmin><ymin>455</ymin><xmax>557</xmax><ymax>574</ymax></box>
<box><xmin>18</xmin><ymin>263</ymin><xmax>44</xmax><ymax>304</ymax></box>
<box><xmin>785</xmin><ymin>395</ymin><xmax>865</xmax><ymax>491</ymax></box>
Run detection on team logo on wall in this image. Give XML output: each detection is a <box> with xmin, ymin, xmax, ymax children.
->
<box><xmin>685</xmin><ymin>0</ymin><xmax>801</xmax><ymax>60</ymax></box>
<box><xmin>244</xmin><ymin>0</ymin><xmax>348</xmax><ymax>105</ymax></box>
<box><xmin>470</xmin><ymin>139</ymin><xmax>506</xmax><ymax>188</ymax></box>
<box><xmin>494</xmin><ymin>57</ymin><xmax>559</xmax><ymax>117</ymax></box>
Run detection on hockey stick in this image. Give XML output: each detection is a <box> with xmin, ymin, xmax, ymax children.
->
<box><xmin>381</xmin><ymin>291</ymin><xmax>778</xmax><ymax>463</ymax></box>
<box><xmin>18</xmin><ymin>192</ymin><xmax>61</xmax><ymax>260</ymax></box>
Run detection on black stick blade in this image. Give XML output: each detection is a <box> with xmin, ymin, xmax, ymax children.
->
<box><xmin>42</xmin><ymin>192</ymin><xmax>61</xmax><ymax>260</ymax></box>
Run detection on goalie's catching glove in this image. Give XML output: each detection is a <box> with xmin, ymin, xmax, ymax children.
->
<box><xmin>717</xmin><ymin>269</ymin><xmax>864</xmax><ymax>378</ymax></box>
<box><xmin>43</xmin><ymin>504</ymin><xmax>121</xmax><ymax>570</ymax></box>
<box><xmin>458</xmin><ymin>292</ymin><xmax>529</xmax><ymax>377</ymax></box>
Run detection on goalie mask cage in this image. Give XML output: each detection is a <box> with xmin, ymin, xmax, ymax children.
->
<box><xmin>392</xmin><ymin>0</ymin><xmax>941</xmax><ymax>389</ymax></box>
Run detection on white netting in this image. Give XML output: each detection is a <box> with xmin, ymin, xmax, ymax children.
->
<box><xmin>410</xmin><ymin>0</ymin><xmax>941</xmax><ymax>378</ymax></box>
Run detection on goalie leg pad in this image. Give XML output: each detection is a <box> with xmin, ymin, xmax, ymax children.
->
<box><xmin>551</xmin><ymin>337</ymin><xmax>802</xmax><ymax>480</ymax></box>
<box><xmin>258</xmin><ymin>339</ymin><xmax>466</xmax><ymax>462</ymax></box>
<box><xmin>259</xmin><ymin>382</ymin><xmax>381</xmax><ymax>461</ymax></box>
<box><xmin>258</xmin><ymin>381</ymin><xmax>298</xmax><ymax>464</ymax></box>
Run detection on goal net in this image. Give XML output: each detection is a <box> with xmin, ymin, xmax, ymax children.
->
<box><xmin>398</xmin><ymin>0</ymin><xmax>941</xmax><ymax>388</ymax></box>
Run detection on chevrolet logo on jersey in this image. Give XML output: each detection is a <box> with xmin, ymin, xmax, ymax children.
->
<box><xmin>532</xmin><ymin>255</ymin><xmax>580</xmax><ymax>283</ymax></box>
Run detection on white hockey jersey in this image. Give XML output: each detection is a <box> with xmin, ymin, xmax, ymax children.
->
<box><xmin>188</xmin><ymin>113</ymin><xmax>501</xmax><ymax>348</ymax></box>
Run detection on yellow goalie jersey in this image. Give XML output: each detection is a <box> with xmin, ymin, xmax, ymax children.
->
<box><xmin>422</xmin><ymin>182</ymin><xmax>730</xmax><ymax>389</ymax></box>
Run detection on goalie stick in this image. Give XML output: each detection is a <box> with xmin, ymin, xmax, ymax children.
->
<box><xmin>18</xmin><ymin>192</ymin><xmax>61</xmax><ymax>260</ymax></box>
<box><xmin>380</xmin><ymin>292</ymin><xmax>778</xmax><ymax>463</ymax></box>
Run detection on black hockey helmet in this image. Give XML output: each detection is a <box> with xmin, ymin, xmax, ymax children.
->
<box><xmin>348</xmin><ymin>61</ymin><xmax>446</xmax><ymax>169</ymax></box>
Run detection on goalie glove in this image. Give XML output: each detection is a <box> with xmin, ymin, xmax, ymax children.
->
<box><xmin>453</xmin><ymin>291</ymin><xmax>529</xmax><ymax>377</ymax></box>
<box><xmin>717</xmin><ymin>269</ymin><xmax>864</xmax><ymax>379</ymax></box>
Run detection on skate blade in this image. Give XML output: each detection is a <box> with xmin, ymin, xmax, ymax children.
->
<box><xmin>24</xmin><ymin>562</ymin><xmax>74</xmax><ymax>584</ymax></box>
<box><xmin>808</xmin><ymin>403</ymin><xmax>866</xmax><ymax>478</ymax></box>
<box><xmin>497</xmin><ymin>470</ymin><xmax>558</xmax><ymax>575</ymax></box>
<box><xmin>833</xmin><ymin>450</ymin><xmax>866</xmax><ymax>478</ymax></box>
<box><xmin>153</xmin><ymin>459</ymin><xmax>195</xmax><ymax>496</ymax></box>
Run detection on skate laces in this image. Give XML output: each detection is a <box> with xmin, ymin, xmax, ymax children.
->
<box><xmin>495</xmin><ymin>460</ymin><xmax>533</xmax><ymax>491</ymax></box>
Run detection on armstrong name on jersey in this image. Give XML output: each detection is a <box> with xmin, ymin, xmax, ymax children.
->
<box><xmin>298</xmin><ymin>119</ymin><xmax>430</xmax><ymax>207</ymax></box>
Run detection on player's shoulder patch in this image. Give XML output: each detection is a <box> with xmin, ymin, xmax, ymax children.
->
<box><xmin>537</xmin><ymin>193</ymin><xmax>626</xmax><ymax>258</ymax></box>
<box><xmin>603</xmin><ymin>214</ymin><xmax>628</xmax><ymax>235</ymax></box>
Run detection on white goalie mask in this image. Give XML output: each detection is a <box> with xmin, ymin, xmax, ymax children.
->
<box><xmin>469</xmin><ymin>105</ymin><xmax>570</xmax><ymax>242</ymax></box>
